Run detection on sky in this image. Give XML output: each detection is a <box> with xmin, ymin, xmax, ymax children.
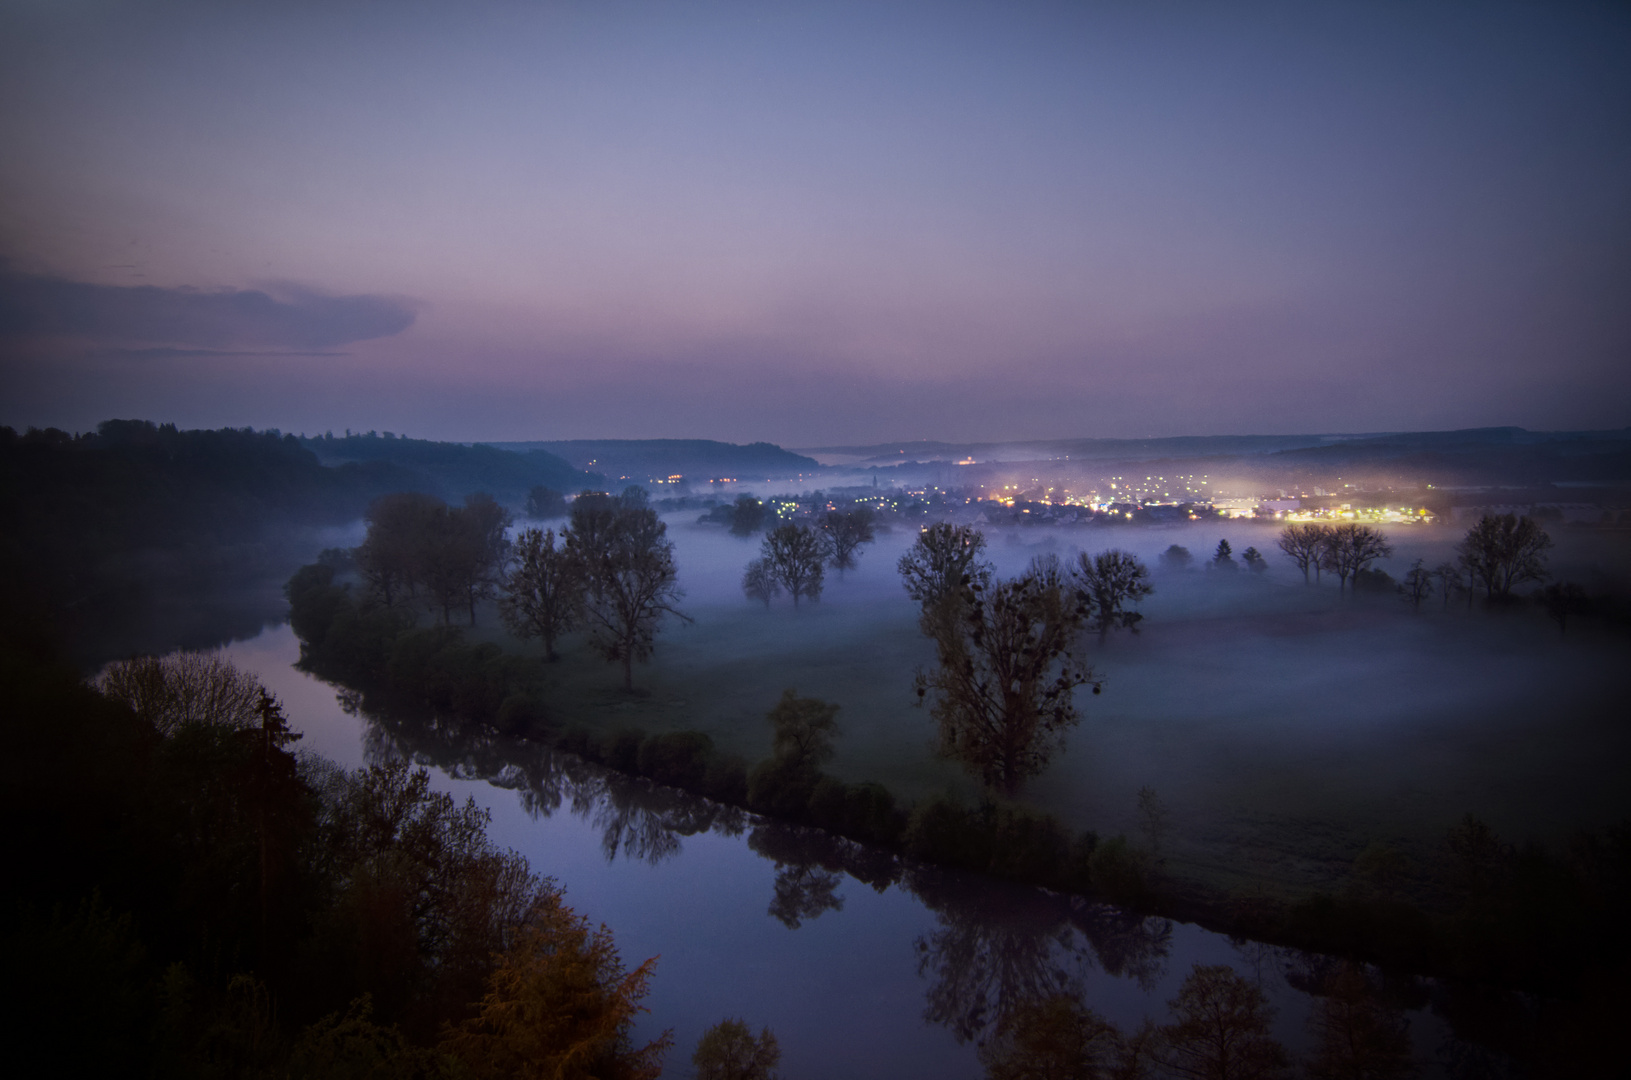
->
<box><xmin>2</xmin><ymin>0</ymin><xmax>1628</xmax><ymax>446</ymax></box>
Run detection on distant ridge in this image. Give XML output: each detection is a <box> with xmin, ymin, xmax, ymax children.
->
<box><xmin>489</xmin><ymin>439</ymin><xmax>820</xmax><ymax>483</ymax></box>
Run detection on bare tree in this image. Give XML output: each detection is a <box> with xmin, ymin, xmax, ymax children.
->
<box><xmin>1161</xmin><ymin>964</ymin><xmax>1289</xmax><ymax>1080</ymax></box>
<box><xmin>1431</xmin><ymin>561</ymin><xmax>1465</xmax><ymax>610</ymax></box>
<box><xmin>741</xmin><ymin>558</ymin><xmax>781</xmax><ymax>608</ymax></box>
<box><xmin>500</xmin><ymin>527</ymin><xmax>583</xmax><ymax>661</ymax></box>
<box><xmin>1276</xmin><ymin>523</ymin><xmax>1330</xmax><ymax>584</ymax></box>
<box><xmin>1397</xmin><ymin>558</ymin><xmax>1433</xmax><ymax>611</ymax></box>
<box><xmin>1319</xmin><ymin>524</ymin><xmax>1393</xmax><ymax>596</ymax></box>
<box><xmin>819</xmin><ymin>507</ymin><xmax>877</xmax><ymax>573</ymax></box>
<box><xmin>914</xmin><ymin>561</ymin><xmax>1098</xmax><ymax>796</ymax></box>
<box><xmin>1456</xmin><ymin>513</ymin><xmax>1552</xmax><ymax>600</ymax></box>
<box><xmin>99</xmin><ymin>652</ymin><xmax>266</xmax><ymax>735</ymax></box>
<box><xmin>761</xmin><ymin>524</ymin><xmax>825</xmax><ymax>606</ymax></box>
<box><xmin>1073</xmin><ymin>549</ymin><xmax>1154</xmax><ymax>641</ymax></box>
<box><xmin>1541</xmin><ymin>581</ymin><xmax>1588</xmax><ymax>638</ymax></box>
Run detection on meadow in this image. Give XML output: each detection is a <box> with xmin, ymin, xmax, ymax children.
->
<box><xmin>466</xmin><ymin>515</ymin><xmax>1631</xmax><ymax>901</ymax></box>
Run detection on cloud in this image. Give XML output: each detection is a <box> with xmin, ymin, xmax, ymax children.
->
<box><xmin>0</xmin><ymin>272</ymin><xmax>418</xmax><ymax>351</ymax></box>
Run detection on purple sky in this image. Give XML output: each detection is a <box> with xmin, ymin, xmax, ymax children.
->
<box><xmin>3</xmin><ymin>0</ymin><xmax>1628</xmax><ymax>445</ymax></box>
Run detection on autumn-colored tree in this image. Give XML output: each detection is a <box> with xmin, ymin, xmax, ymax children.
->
<box><xmin>1161</xmin><ymin>965</ymin><xmax>1289</xmax><ymax>1080</ymax></box>
<box><xmin>978</xmin><ymin>994</ymin><xmax>1124</xmax><ymax>1080</ymax></box>
<box><xmin>1305</xmin><ymin>964</ymin><xmax>1415</xmax><ymax>1080</ymax></box>
<box><xmin>442</xmin><ymin>890</ymin><xmax>671</xmax><ymax>1080</ymax></box>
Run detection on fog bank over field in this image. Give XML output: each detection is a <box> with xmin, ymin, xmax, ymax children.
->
<box><xmin>625</xmin><ymin>513</ymin><xmax>1630</xmax><ymax>897</ymax></box>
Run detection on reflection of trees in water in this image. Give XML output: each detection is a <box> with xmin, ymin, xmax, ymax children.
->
<box><xmin>908</xmin><ymin>867</ymin><xmax>1174</xmax><ymax>1046</ymax></box>
<box><xmin>354</xmin><ymin>700</ymin><xmax>744</xmax><ymax>867</ymax></box>
<box><xmin>355</xmin><ymin>695</ymin><xmax>1190</xmax><ymax>1049</ymax></box>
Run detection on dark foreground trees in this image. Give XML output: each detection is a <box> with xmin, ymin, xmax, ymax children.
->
<box><xmin>1457</xmin><ymin>513</ymin><xmax>1551</xmax><ymax>600</ymax></box>
<box><xmin>908</xmin><ymin>534</ymin><xmax>1098</xmax><ymax>797</ymax></box>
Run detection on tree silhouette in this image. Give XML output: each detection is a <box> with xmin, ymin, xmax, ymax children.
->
<box><xmin>1074</xmin><ymin>549</ymin><xmax>1154</xmax><ymax>641</ymax></box>
<box><xmin>761</xmin><ymin>524</ymin><xmax>825</xmax><ymax>606</ymax></box>
<box><xmin>1457</xmin><ymin>514</ymin><xmax>1551</xmax><ymax>600</ymax></box>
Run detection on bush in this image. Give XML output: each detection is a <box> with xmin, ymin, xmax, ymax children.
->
<box><xmin>637</xmin><ymin>731</ymin><xmax>714</xmax><ymax>790</ymax></box>
<box><xmin>1088</xmin><ymin>835</ymin><xmax>1151</xmax><ymax>907</ymax></box>
<box><xmin>701</xmin><ymin>754</ymin><xmax>748</xmax><ymax>806</ymax></box>
<box><xmin>747</xmin><ymin>757</ymin><xmax>817</xmax><ymax>819</ymax></box>
<box><xmin>495</xmin><ymin>694</ymin><xmax>551</xmax><ymax>738</ymax></box>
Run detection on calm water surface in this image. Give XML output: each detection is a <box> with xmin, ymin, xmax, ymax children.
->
<box><xmin>221</xmin><ymin>622</ymin><xmax>1456</xmax><ymax>1079</ymax></box>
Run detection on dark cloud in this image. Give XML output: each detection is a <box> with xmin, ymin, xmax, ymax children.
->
<box><xmin>0</xmin><ymin>272</ymin><xmax>417</xmax><ymax>350</ymax></box>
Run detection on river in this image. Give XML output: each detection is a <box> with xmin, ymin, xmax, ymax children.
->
<box><xmin>218</xmin><ymin>620</ymin><xmax>1459</xmax><ymax>1079</ymax></box>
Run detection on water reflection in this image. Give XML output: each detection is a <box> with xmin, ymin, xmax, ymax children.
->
<box><xmin>347</xmin><ymin>693</ymin><xmax>1180</xmax><ymax>1049</ymax></box>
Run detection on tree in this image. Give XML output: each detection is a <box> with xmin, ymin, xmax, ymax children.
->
<box><xmin>98</xmin><ymin>652</ymin><xmax>265</xmax><ymax>735</ymax></box>
<box><xmin>1241</xmin><ymin>547</ymin><xmax>1267</xmax><ymax>573</ymax></box>
<box><xmin>1305</xmin><ymin>964</ymin><xmax>1414</xmax><ymax>1080</ymax></box>
<box><xmin>1159</xmin><ymin>544</ymin><xmax>1193</xmax><ymax>572</ymax></box>
<box><xmin>1319</xmin><ymin>524</ymin><xmax>1393</xmax><ymax>597</ymax></box>
<box><xmin>1431</xmin><ymin>561</ymin><xmax>1465</xmax><ymax>611</ymax></box>
<box><xmin>1073</xmin><ymin>549</ymin><xmax>1154</xmax><ymax>641</ymax></box>
<box><xmin>1211</xmin><ymin>540</ymin><xmax>1237</xmax><ymax>572</ymax></box>
<box><xmin>899</xmin><ymin>523</ymin><xmax>992</xmax><ymax>609</ymax></box>
<box><xmin>501</xmin><ymin>527</ymin><xmax>583</xmax><ymax>661</ymax></box>
<box><xmin>442</xmin><ymin>890</ymin><xmax>671</xmax><ymax>1080</ymax></box>
<box><xmin>569</xmin><ymin>501</ymin><xmax>690</xmax><ymax>692</ymax></box>
<box><xmin>1397</xmin><ymin>559</ymin><xmax>1432</xmax><ymax>612</ymax></box>
<box><xmin>1276</xmin><ymin>523</ymin><xmax>1329</xmax><ymax>584</ymax></box>
<box><xmin>914</xmin><ymin>558</ymin><xmax>1098</xmax><ymax>796</ymax></box>
<box><xmin>730</xmin><ymin>495</ymin><xmax>767</xmax><ymax>537</ymax></box>
<box><xmin>978</xmin><ymin>995</ymin><xmax>1125</xmax><ymax>1080</ymax></box>
<box><xmin>459</xmin><ymin>493</ymin><xmax>514</xmax><ymax>625</ymax></box>
<box><xmin>1456</xmin><ymin>514</ymin><xmax>1552</xmax><ymax>600</ymax></box>
<box><xmin>741</xmin><ymin>559</ymin><xmax>780</xmax><ymax>608</ymax></box>
<box><xmin>692</xmin><ymin>1019</ymin><xmax>780</xmax><ymax>1080</ymax></box>
<box><xmin>1161</xmin><ymin>964</ymin><xmax>1289</xmax><ymax>1080</ymax></box>
<box><xmin>524</xmin><ymin>485</ymin><xmax>567</xmax><ymax>520</ymax></box>
<box><xmin>355</xmin><ymin>491</ymin><xmax>445</xmax><ymax>608</ymax></box>
<box><xmin>1541</xmin><ymin>581</ymin><xmax>1588</xmax><ymax>638</ymax></box>
<box><xmin>765</xmin><ymin>688</ymin><xmax>840</xmax><ymax>774</ymax></box>
<box><xmin>761</xmin><ymin>524</ymin><xmax>825</xmax><ymax>606</ymax></box>
<box><xmin>820</xmin><ymin>507</ymin><xmax>877</xmax><ymax>573</ymax></box>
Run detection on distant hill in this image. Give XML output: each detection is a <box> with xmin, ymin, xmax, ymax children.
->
<box><xmin>302</xmin><ymin>432</ymin><xmax>597</xmax><ymax>501</ymax></box>
<box><xmin>800</xmin><ymin>433</ymin><xmax>1366</xmax><ymax>465</ymax></box>
<box><xmin>1264</xmin><ymin>427</ymin><xmax>1631</xmax><ymax>487</ymax></box>
<box><xmin>490</xmin><ymin>439</ymin><xmax>820</xmax><ymax>483</ymax></box>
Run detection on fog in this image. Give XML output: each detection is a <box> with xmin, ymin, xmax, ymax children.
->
<box><xmin>565</xmin><ymin>512</ymin><xmax>1631</xmax><ymax>899</ymax></box>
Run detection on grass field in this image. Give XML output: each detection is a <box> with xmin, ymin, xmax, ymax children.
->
<box><xmin>469</xmin><ymin>517</ymin><xmax>1631</xmax><ymax>900</ymax></box>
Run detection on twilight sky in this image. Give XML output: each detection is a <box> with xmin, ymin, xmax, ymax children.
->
<box><xmin>2</xmin><ymin>0</ymin><xmax>1628</xmax><ymax>445</ymax></box>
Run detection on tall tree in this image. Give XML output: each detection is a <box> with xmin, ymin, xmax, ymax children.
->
<box><xmin>459</xmin><ymin>492</ymin><xmax>514</xmax><ymax>625</ymax></box>
<box><xmin>1541</xmin><ymin>581</ymin><xmax>1588</xmax><ymax>638</ymax></box>
<box><xmin>355</xmin><ymin>491</ymin><xmax>445</xmax><ymax>608</ymax></box>
<box><xmin>914</xmin><ymin>558</ymin><xmax>1098</xmax><ymax>796</ymax></box>
<box><xmin>569</xmin><ymin>502</ymin><xmax>690</xmax><ymax>692</ymax></box>
<box><xmin>1276</xmin><ymin>523</ymin><xmax>1330</xmax><ymax>584</ymax></box>
<box><xmin>1073</xmin><ymin>549</ymin><xmax>1154</xmax><ymax>641</ymax></box>
<box><xmin>1319</xmin><ymin>524</ymin><xmax>1393</xmax><ymax>597</ymax></box>
<box><xmin>1305</xmin><ymin>964</ymin><xmax>1415</xmax><ymax>1080</ymax></box>
<box><xmin>898</xmin><ymin>523</ymin><xmax>993</xmax><ymax>610</ymax></box>
<box><xmin>761</xmin><ymin>524</ymin><xmax>825</xmax><ymax>607</ymax></box>
<box><xmin>1456</xmin><ymin>514</ymin><xmax>1552</xmax><ymax>600</ymax></box>
<box><xmin>1211</xmin><ymin>539</ymin><xmax>1237</xmax><ymax>571</ymax></box>
<box><xmin>501</xmin><ymin>527</ymin><xmax>583</xmax><ymax>661</ymax></box>
<box><xmin>819</xmin><ymin>507</ymin><xmax>877</xmax><ymax>573</ymax></box>
<box><xmin>1431</xmin><ymin>561</ymin><xmax>1465</xmax><ymax>610</ymax></box>
<box><xmin>765</xmin><ymin>688</ymin><xmax>840</xmax><ymax>774</ymax></box>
